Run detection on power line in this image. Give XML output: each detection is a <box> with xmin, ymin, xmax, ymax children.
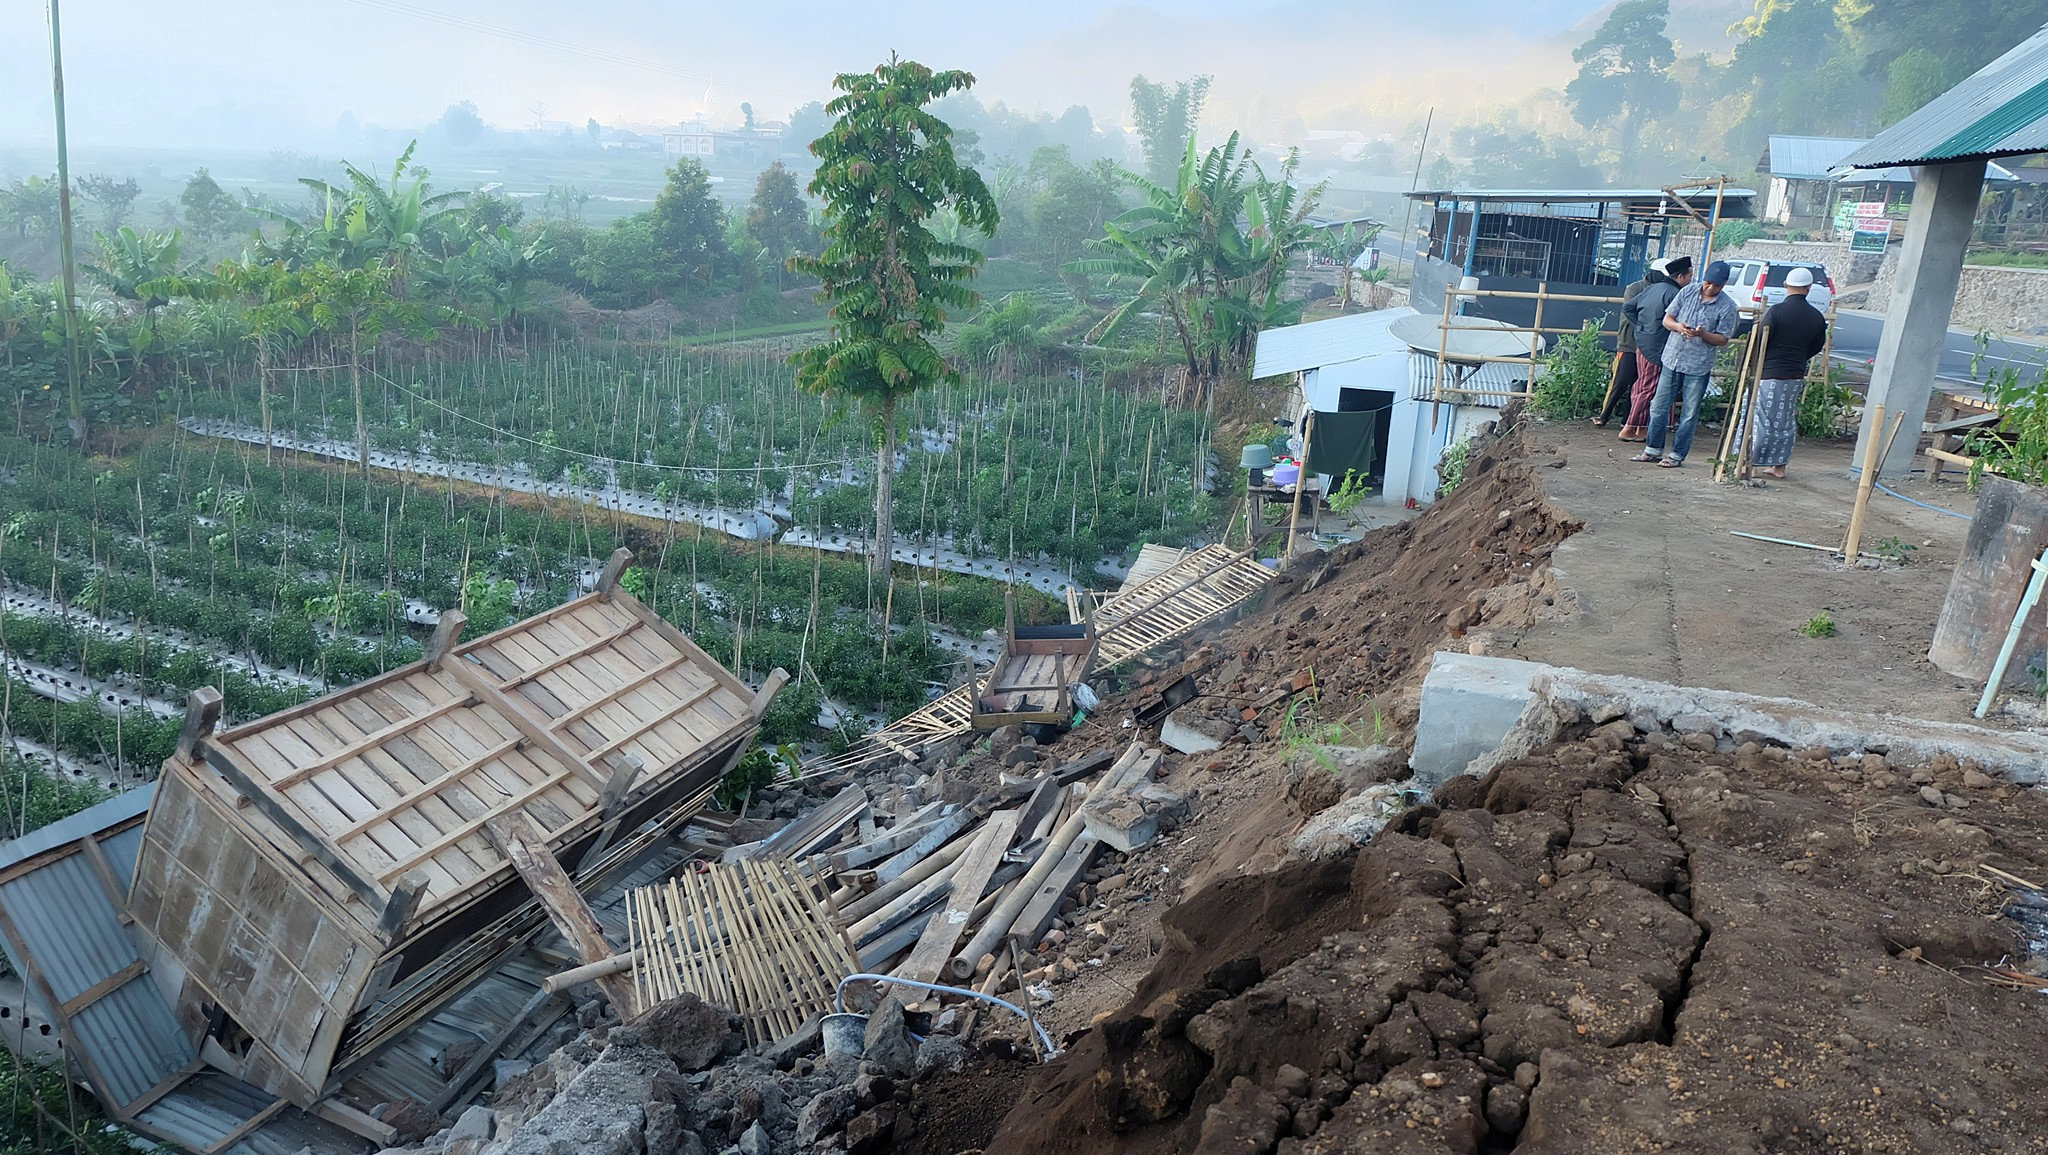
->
<box><xmin>339</xmin><ymin>0</ymin><xmax>811</xmax><ymax>107</ymax></box>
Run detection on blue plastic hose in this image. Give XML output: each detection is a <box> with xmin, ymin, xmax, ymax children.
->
<box><xmin>836</xmin><ymin>973</ymin><xmax>1060</xmax><ymax>1059</ymax></box>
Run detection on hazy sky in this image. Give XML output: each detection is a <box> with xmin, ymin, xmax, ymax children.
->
<box><xmin>1</xmin><ymin>0</ymin><xmax>1685</xmax><ymax>150</ymax></box>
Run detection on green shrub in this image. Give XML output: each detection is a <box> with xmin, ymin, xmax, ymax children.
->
<box><xmin>1531</xmin><ymin>319</ymin><xmax>1613</xmax><ymax>420</ymax></box>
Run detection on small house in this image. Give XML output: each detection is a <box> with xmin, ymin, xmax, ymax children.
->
<box><xmin>126</xmin><ymin>561</ymin><xmax>767</xmax><ymax>1111</ymax></box>
<box><xmin>665</xmin><ymin>124</ymin><xmax>716</xmax><ymax>158</ymax></box>
<box><xmin>1251</xmin><ymin>307</ymin><xmax>1523</xmax><ymax>509</ymax></box>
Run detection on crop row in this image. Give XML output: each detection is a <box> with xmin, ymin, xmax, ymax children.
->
<box><xmin>174</xmin><ymin>346</ymin><xmax>1223</xmax><ymax>572</ymax></box>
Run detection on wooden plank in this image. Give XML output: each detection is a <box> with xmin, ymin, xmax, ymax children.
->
<box><xmin>267</xmin><ymin>695</ymin><xmax>475</xmax><ymax>792</ymax></box>
<box><xmin>200</xmin><ymin>1096</ymin><xmax>290</xmax><ymax>1155</ymax></box>
<box><xmin>444</xmin><ymin>657</ymin><xmax>611</xmax><ymax>790</ymax></box>
<box><xmin>59</xmin><ymin>958</ymin><xmax>148</xmax><ymax>1016</ymax></box>
<box><xmin>893</xmin><ymin>810</ymin><xmax>1020</xmax><ymax>993</ymax></box>
<box><xmin>614</xmin><ymin>597</ymin><xmax>751</xmax><ymax>697</ymax></box>
<box><xmin>503</xmin><ymin>619</ymin><xmax>644</xmax><ymax>689</ymax></box>
<box><xmin>196</xmin><ymin>742</ymin><xmax>388</xmax><ymax>910</ymax></box>
<box><xmin>426</xmin><ymin>609</ymin><xmax>467</xmax><ymax>670</ymax></box>
<box><xmin>597</xmin><ymin>547</ymin><xmax>633</xmax><ymax>598</ymax></box>
<box><xmin>177</xmin><ymin>687</ymin><xmax>223</xmax><ymax>762</ymax></box>
<box><xmin>548</xmin><ymin>652</ymin><xmax>689</xmax><ymax>731</ymax></box>
<box><xmin>484</xmin><ymin>811</ymin><xmax>638</xmax><ymax>1016</ymax></box>
<box><xmin>327</xmin><ymin>735</ymin><xmax>524</xmax><ymax>843</ymax></box>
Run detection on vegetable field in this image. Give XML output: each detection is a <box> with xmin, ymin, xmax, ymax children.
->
<box><xmin>177</xmin><ymin>347</ymin><xmax>1222</xmax><ymax>577</ymax></box>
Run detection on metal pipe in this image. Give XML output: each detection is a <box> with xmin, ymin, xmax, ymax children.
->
<box><xmin>1976</xmin><ymin>551</ymin><xmax>2048</xmax><ymax>718</ymax></box>
<box><xmin>47</xmin><ymin>0</ymin><xmax>84</xmax><ymax>444</ymax></box>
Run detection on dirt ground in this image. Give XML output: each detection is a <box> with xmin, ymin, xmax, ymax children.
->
<box><xmin>1500</xmin><ymin>419</ymin><xmax>1993</xmax><ymax>725</ymax></box>
<box><xmin>889</xmin><ymin>412</ymin><xmax>2048</xmax><ymax>1155</ymax></box>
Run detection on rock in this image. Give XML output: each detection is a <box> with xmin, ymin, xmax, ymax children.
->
<box><xmin>853</xmin><ymin>1073</ymin><xmax>895</xmax><ymax>1108</ymax></box>
<box><xmin>495</xmin><ymin>1040</ymin><xmax>681</xmax><ymax>1155</ymax></box>
<box><xmin>1292</xmin><ymin>784</ymin><xmax>1404</xmax><ymax>860</ymax></box>
<box><xmin>1002</xmin><ymin>746</ymin><xmax>1045</xmax><ymax>768</ymax></box>
<box><xmin>914</xmin><ymin>1034</ymin><xmax>970</xmax><ymax>1078</ymax></box>
<box><xmin>794</xmin><ymin>1085</ymin><xmax>858</xmax><ymax>1147</ymax></box>
<box><xmin>764</xmin><ymin>1015</ymin><xmax>824</xmax><ymax>1070</ymax></box>
<box><xmin>1273</xmin><ymin>1064</ymin><xmax>1311</xmax><ymax>1100</ymax></box>
<box><xmin>642</xmin><ymin>1101</ymin><xmax>686</xmax><ymax>1155</ymax></box>
<box><xmin>376</xmin><ymin>1100</ymin><xmax>442</xmax><ymax>1145</ymax></box>
<box><xmin>736</xmin><ymin>1121</ymin><xmax>768</xmax><ymax>1155</ymax></box>
<box><xmin>493</xmin><ymin>1060</ymin><xmax>533</xmax><ymax>1089</ymax></box>
<box><xmin>1411</xmin><ymin>991</ymin><xmax>1481</xmax><ymax>1049</ymax></box>
<box><xmin>989</xmin><ymin>725</ymin><xmax>1025</xmax><ymax>758</ymax></box>
<box><xmin>861</xmin><ymin>998</ymin><xmax>916</xmax><ymax>1078</ymax></box>
<box><xmin>637</xmin><ymin>992</ymin><xmax>744</xmax><ymax>1072</ymax></box>
<box><xmin>843</xmin><ymin>1105</ymin><xmax>898</xmax><ymax>1155</ymax></box>
<box><xmin>1161</xmin><ymin>705</ymin><xmax>1232</xmax><ymax>755</ymax></box>
<box><xmin>448</xmin><ymin>1107</ymin><xmax>494</xmax><ymax>1146</ymax></box>
<box><xmin>1485</xmin><ymin>1083</ymin><xmax>1528</xmax><ymax>1133</ymax></box>
<box><xmin>1669</xmin><ymin>713</ymin><xmax>1720</xmax><ymax>737</ymax></box>
<box><xmin>1919</xmin><ymin>785</ymin><xmax>1946</xmax><ymax>806</ymax></box>
<box><xmin>1963</xmin><ymin>767</ymin><xmax>1995</xmax><ymax>790</ymax></box>
<box><xmin>1513</xmin><ymin>1062</ymin><xmax>1540</xmax><ymax>1092</ymax></box>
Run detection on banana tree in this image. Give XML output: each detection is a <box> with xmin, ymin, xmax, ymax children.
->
<box><xmin>82</xmin><ymin>226</ymin><xmax>186</xmax><ymax>391</ymax></box>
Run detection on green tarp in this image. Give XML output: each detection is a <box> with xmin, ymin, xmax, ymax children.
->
<box><xmin>1303</xmin><ymin>409</ymin><xmax>1378</xmax><ymax>482</ymax></box>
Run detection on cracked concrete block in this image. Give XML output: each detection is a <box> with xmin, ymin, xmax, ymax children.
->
<box><xmin>1412</xmin><ymin>653</ymin><xmax>1544</xmax><ymax>790</ymax></box>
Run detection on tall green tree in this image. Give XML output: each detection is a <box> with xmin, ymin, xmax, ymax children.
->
<box><xmin>82</xmin><ymin>226</ymin><xmax>184</xmax><ymax>390</ymax></box>
<box><xmin>1129</xmin><ymin>75</ymin><xmax>1212</xmax><ymax>187</ymax></box>
<box><xmin>650</xmin><ymin>158</ymin><xmax>732</xmax><ymax>292</ymax></box>
<box><xmin>296</xmin><ymin>260</ymin><xmax>442</xmax><ymax>476</ymax></box>
<box><xmin>77</xmin><ymin>175</ymin><xmax>139</xmax><ymax>230</ymax></box>
<box><xmin>744</xmin><ymin>162</ymin><xmax>813</xmax><ymax>286</ymax></box>
<box><xmin>179</xmin><ymin>168</ymin><xmax>246</xmax><ymax>240</ymax></box>
<box><xmin>1566</xmin><ymin>0</ymin><xmax>1679</xmax><ymax>176</ymax></box>
<box><xmin>790</xmin><ymin>57</ymin><xmax>998</xmax><ymax>582</ymax></box>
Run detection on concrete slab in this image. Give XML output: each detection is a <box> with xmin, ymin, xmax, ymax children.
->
<box><xmin>1412</xmin><ymin>651</ymin><xmax>2048</xmax><ymax>787</ymax></box>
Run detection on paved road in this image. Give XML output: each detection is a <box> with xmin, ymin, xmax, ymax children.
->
<box><xmin>1823</xmin><ymin>309</ymin><xmax>2043</xmax><ymax>388</ymax></box>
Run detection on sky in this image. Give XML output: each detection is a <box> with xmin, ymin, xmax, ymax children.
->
<box><xmin>0</xmin><ymin>0</ymin><xmax>1745</xmax><ymax>150</ymax></box>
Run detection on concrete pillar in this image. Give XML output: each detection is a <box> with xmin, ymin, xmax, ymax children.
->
<box><xmin>1856</xmin><ymin>158</ymin><xmax>1987</xmax><ymax>480</ymax></box>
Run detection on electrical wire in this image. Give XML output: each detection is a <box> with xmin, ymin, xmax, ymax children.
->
<box><xmin>835</xmin><ymin>973</ymin><xmax>1060</xmax><ymax>1059</ymax></box>
<box><xmin>366</xmin><ymin>366</ymin><xmax>865</xmax><ymax>476</ymax></box>
<box><xmin>338</xmin><ymin>0</ymin><xmax>808</xmax><ymax>104</ymax></box>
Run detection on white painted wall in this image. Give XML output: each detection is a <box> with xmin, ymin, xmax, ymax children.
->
<box><xmin>1290</xmin><ymin>354</ymin><xmax>1493</xmax><ymax>508</ymax></box>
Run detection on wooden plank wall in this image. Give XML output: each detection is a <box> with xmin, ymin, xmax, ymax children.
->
<box><xmin>129</xmin><ymin>765</ymin><xmax>381</xmax><ymax>1105</ymax></box>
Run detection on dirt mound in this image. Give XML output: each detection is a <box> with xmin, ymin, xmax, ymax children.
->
<box><xmin>986</xmin><ymin>720</ymin><xmax>2048</xmax><ymax>1154</ymax></box>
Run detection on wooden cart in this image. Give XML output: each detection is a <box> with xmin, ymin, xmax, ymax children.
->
<box><xmin>972</xmin><ymin>602</ymin><xmax>1097</xmax><ymax>730</ymax></box>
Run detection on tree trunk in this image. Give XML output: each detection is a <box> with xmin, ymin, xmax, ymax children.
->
<box><xmin>351</xmin><ymin>318</ymin><xmax>368</xmax><ymax>479</ymax></box>
<box><xmin>873</xmin><ymin>394</ymin><xmax>896</xmax><ymax>590</ymax></box>
<box><xmin>257</xmin><ymin>338</ymin><xmax>273</xmax><ymax>466</ymax></box>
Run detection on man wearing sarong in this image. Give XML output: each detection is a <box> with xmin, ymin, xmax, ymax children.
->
<box><xmin>1748</xmin><ymin>267</ymin><xmax>1830</xmax><ymax>477</ymax></box>
<box><xmin>1634</xmin><ymin>259</ymin><xmax>1738</xmax><ymax>469</ymax></box>
<box><xmin>1620</xmin><ymin>256</ymin><xmax>1689</xmax><ymax>441</ymax></box>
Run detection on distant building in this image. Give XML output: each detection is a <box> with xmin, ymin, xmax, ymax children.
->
<box><xmin>1756</xmin><ymin>134</ymin><xmax>2016</xmax><ymax>231</ymax></box>
<box><xmin>665</xmin><ymin>123</ymin><xmax>716</xmax><ymax>159</ymax></box>
<box><xmin>598</xmin><ymin>128</ymin><xmax>656</xmax><ymax>151</ymax></box>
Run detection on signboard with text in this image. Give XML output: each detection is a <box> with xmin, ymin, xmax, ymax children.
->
<box><xmin>1850</xmin><ymin>219</ymin><xmax>1893</xmax><ymax>253</ymax></box>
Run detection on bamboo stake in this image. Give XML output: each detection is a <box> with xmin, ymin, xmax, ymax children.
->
<box><xmin>1285</xmin><ymin>409</ymin><xmax>1316</xmax><ymax>562</ymax></box>
<box><xmin>1842</xmin><ymin>404</ymin><xmax>1897</xmax><ymax>562</ymax></box>
<box><xmin>1733</xmin><ymin>324</ymin><xmax>1775</xmax><ymax>481</ymax></box>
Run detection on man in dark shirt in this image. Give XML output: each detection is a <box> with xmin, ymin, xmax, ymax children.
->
<box><xmin>1620</xmin><ymin>256</ymin><xmax>1689</xmax><ymax>442</ymax></box>
<box><xmin>1594</xmin><ymin>262</ymin><xmax>1656</xmax><ymax>432</ymax></box>
<box><xmin>1746</xmin><ymin>267</ymin><xmax>1830</xmax><ymax>477</ymax></box>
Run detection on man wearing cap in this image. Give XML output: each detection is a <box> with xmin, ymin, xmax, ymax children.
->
<box><xmin>1593</xmin><ymin>260</ymin><xmax>1657</xmax><ymax>431</ymax></box>
<box><xmin>1747</xmin><ymin>267</ymin><xmax>1830</xmax><ymax>477</ymax></box>
<box><xmin>1620</xmin><ymin>256</ymin><xmax>1690</xmax><ymax>442</ymax></box>
<box><xmin>1634</xmin><ymin>258</ymin><xmax>1738</xmax><ymax>468</ymax></box>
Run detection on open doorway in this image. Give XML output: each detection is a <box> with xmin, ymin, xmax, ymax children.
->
<box><xmin>1334</xmin><ymin>386</ymin><xmax>1395</xmax><ymax>492</ymax></box>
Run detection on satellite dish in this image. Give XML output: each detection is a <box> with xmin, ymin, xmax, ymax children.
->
<box><xmin>1388</xmin><ymin>312</ymin><xmax>1543</xmax><ymax>361</ymax></box>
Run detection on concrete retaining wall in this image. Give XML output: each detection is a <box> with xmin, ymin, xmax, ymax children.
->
<box><xmin>1413</xmin><ymin>651</ymin><xmax>2048</xmax><ymax>788</ymax></box>
<box><xmin>1868</xmin><ymin>259</ymin><xmax>2048</xmax><ymax>339</ymax></box>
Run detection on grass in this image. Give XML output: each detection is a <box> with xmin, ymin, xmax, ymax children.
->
<box><xmin>672</xmin><ymin>317</ymin><xmax>833</xmax><ymax>346</ymax></box>
<box><xmin>1802</xmin><ymin>612</ymin><xmax>1838</xmax><ymax>638</ymax></box>
<box><xmin>1964</xmin><ymin>249</ymin><xmax>2048</xmax><ymax>269</ymax></box>
<box><xmin>1873</xmin><ymin>536</ymin><xmax>1918</xmax><ymax>564</ymax></box>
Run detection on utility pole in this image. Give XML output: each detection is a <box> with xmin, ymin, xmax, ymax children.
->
<box><xmin>48</xmin><ymin>0</ymin><xmax>85</xmax><ymax>445</ymax></box>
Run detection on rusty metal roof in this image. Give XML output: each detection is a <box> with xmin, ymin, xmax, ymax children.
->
<box><xmin>1838</xmin><ymin>24</ymin><xmax>2048</xmax><ymax>170</ymax></box>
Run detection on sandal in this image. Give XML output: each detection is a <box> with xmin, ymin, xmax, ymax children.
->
<box><xmin>1657</xmin><ymin>458</ymin><xmax>1684</xmax><ymax>468</ymax></box>
<box><xmin>1591</xmin><ymin>418</ymin><xmax>1610</xmax><ymax>428</ymax></box>
<box><xmin>1630</xmin><ymin>452</ymin><xmax>1661</xmax><ymax>463</ymax></box>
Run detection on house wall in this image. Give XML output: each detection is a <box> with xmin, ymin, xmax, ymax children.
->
<box><xmin>1298</xmin><ymin>356</ymin><xmax>1492</xmax><ymax>508</ymax></box>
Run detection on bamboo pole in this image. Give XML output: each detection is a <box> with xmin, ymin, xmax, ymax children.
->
<box><xmin>1714</xmin><ymin>323</ymin><xmax>1768</xmax><ymax>483</ymax></box>
<box><xmin>1842</xmin><ymin>404</ymin><xmax>1892</xmax><ymax>562</ymax></box>
<box><xmin>1285</xmin><ymin>409</ymin><xmax>1316</xmax><ymax>562</ymax></box>
<box><xmin>1528</xmin><ymin>281</ymin><xmax>1547</xmax><ymax>393</ymax></box>
<box><xmin>1733</xmin><ymin>324</ymin><xmax>1774</xmax><ymax>481</ymax></box>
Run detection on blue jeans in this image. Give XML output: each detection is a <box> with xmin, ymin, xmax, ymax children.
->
<box><xmin>1645</xmin><ymin>370</ymin><xmax>1712</xmax><ymax>462</ymax></box>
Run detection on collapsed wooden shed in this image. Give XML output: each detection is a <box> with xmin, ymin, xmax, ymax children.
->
<box><xmin>127</xmin><ymin>556</ymin><xmax>774</xmax><ymax>1111</ymax></box>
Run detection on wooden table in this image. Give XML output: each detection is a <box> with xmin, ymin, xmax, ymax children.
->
<box><xmin>1925</xmin><ymin>389</ymin><xmax>2001</xmax><ymax>484</ymax></box>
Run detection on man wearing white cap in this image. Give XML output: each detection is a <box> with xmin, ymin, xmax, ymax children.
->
<box><xmin>1747</xmin><ymin>267</ymin><xmax>1830</xmax><ymax>477</ymax></box>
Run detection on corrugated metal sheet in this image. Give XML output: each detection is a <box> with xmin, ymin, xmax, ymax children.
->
<box><xmin>1406</xmin><ymin>187</ymin><xmax>1760</xmax><ymax>207</ymax></box>
<box><xmin>1252</xmin><ymin>308</ymin><xmax>1412</xmax><ymax>379</ymax></box>
<box><xmin>0</xmin><ymin>784</ymin><xmax>152</xmax><ymax>873</ymax></box>
<box><xmin>1776</xmin><ymin>135</ymin><xmax>2024</xmax><ymax>182</ymax></box>
<box><xmin>0</xmin><ymin>826</ymin><xmax>196</xmax><ymax>1107</ymax></box>
<box><xmin>1838</xmin><ymin>24</ymin><xmax>2048</xmax><ymax>169</ymax></box>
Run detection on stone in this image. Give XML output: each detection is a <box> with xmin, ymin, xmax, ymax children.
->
<box><xmin>1963</xmin><ymin>767</ymin><xmax>1995</xmax><ymax>790</ymax></box>
<box><xmin>914</xmin><ymin>1034</ymin><xmax>970</xmax><ymax>1078</ymax></box>
<box><xmin>861</xmin><ymin>998</ymin><xmax>916</xmax><ymax>1078</ymax></box>
<box><xmin>1161</xmin><ymin>704</ymin><xmax>1232</xmax><ymax>755</ymax></box>
<box><xmin>495</xmin><ymin>1040</ymin><xmax>681</xmax><ymax>1155</ymax></box>
<box><xmin>1514</xmin><ymin>1062</ymin><xmax>1540</xmax><ymax>1091</ymax></box>
<box><xmin>1485</xmin><ymin>1082</ymin><xmax>1528</xmax><ymax>1133</ymax></box>
<box><xmin>737</xmin><ymin>1121</ymin><xmax>768</xmax><ymax>1155</ymax></box>
<box><xmin>1002</xmin><ymin>746</ymin><xmax>1045</xmax><ymax>768</ymax></box>
<box><xmin>1919</xmin><ymin>785</ymin><xmax>1946</xmax><ymax>806</ymax></box>
<box><xmin>988</xmin><ymin>725</ymin><xmax>1025</xmax><ymax>758</ymax></box>
<box><xmin>763</xmin><ymin>1015</ymin><xmax>824</xmax><ymax>1070</ymax></box>
<box><xmin>1273</xmin><ymin>1064</ymin><xmax>1311</xmax><ymax>1100</ymax></box>
<box><xmin>843</xmin><ymin>1105</ymin><xmax>898</xmax><ymax>1155</ymax></box>
<box><xmin>493</xmin><ymin>1059</ymin><xmax>533</xmax><ymax>1089</ymax></box>
<box><xmin>1292</xmin><ymin>784</ymin><xmax>1404</xmax><ymax>860</ymax></box>
<box><xmin>642</xmin><ymin>1101</ymin><xmax>686</xmax><ymax>1155</ymax></box>
<box><xmin>1669</xmin><ymin>712</ymin><xmax>1720</xmax><ymax>737</ymax></box>
<box><xmin>376</xmin><ymin>1100</ymin><xmax>441</xmax><ymax>1145</ymax></box>
<box><xmin>794</xmin><ymin>1085</ymin><xmax>858</xmax><ymax>1147</ymax></box>
<box><xmin>637</xmin><ymin>992</ymin><xmax>744</xmax><ymax>1072</ymax></box>
<box><xmin>448</xmin><ymin>1106</ymin><xmax>494</xmax><ymax>1146</ymax></box>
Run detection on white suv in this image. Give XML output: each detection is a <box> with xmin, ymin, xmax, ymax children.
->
<box><xmin>1727</xmin><ymin>259</ymin><xmax>1835</xmax><ymax>313</ymax></box>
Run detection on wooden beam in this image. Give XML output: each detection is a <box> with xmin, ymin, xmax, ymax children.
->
<box><xmin>309</xmin><ymin>1098</ymin><xmax>397</xmax><ymax>1148</ymax></box>
<box><xmin>197</xmin><ymin>742</ymin><xmax>389</xmax><ymax>910</ymax></box>
<box><xmin>59</xmin><ymin>958</ymin><xmax>147</xmax><ymax>1017</ymax></box>
<box><xmin>484</xmin><ymin>810</ymin><xmax>639</xmax><ymax>1016</ymax></box>
<box><xmin>269</xmin><ymin>694</ymin><xmax>477</xmax><ymax>791</ymax></box>
<box><xmin>750</xmin><ymin>668</ymin><xmax>790</xmax><ymax>720</ymax></box>
<box><xmin>442</xmin><ymin>656</ymin><xmax>612</xmax><ymax>791</ymax></box>
<box><xmin>178</xmin><ymin>687</ymin><xmax>223</xmax><ymax>762</ymax></box>
<box><xmin>426</xmin><ymin>987</ymin><xmax>567</xmax><ymax>1116</ymax></box>
<box><xmin>377</xmin><ymin>872</ymin><xmax>429</xmax><ymax>937</ymax></box>
<box><xmin>201</xmin><ymin>1097</ymin><xmax>289</xmax><ymax>1155</ymax></box>
<box><xmin>548</xmin><ymin>652</ymin><xmax>691</xmax><ymax>732</ymax></box>
<box><xmin>501</xmin><ymin>619</ymin><xmax>647</xmax><ymax>689</ymax></box>
<box><xmin>597</xmin><ymin>547</ymin><xmax>634</xmax><ymax>599</ymax></box>
<box><xmin>427</xmin><ymin>609</ymin><xmax>467</xmax><ymax>669</ymax></box>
